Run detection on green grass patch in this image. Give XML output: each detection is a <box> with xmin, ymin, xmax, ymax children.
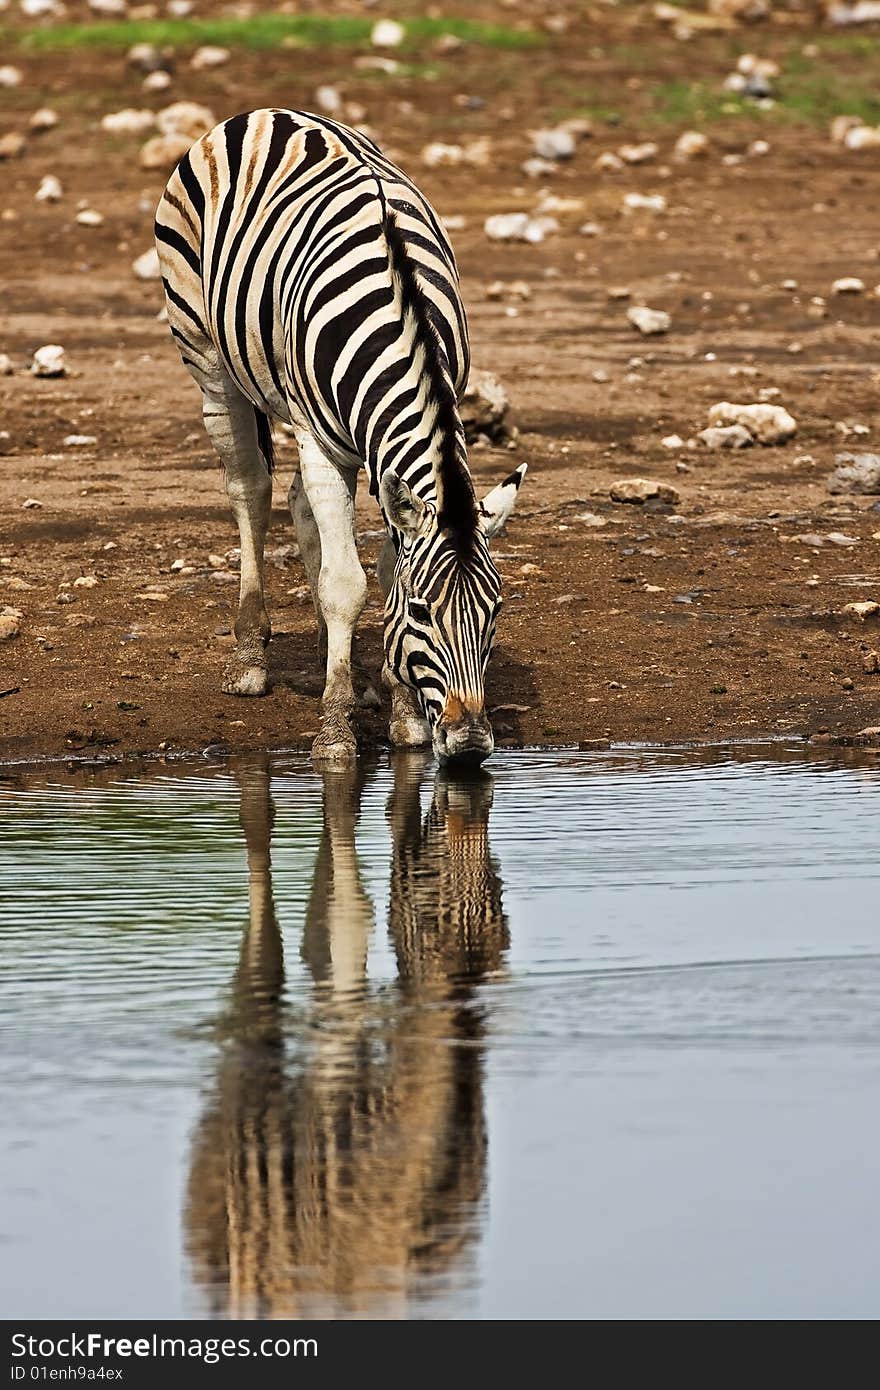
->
<box><xmin>10</xmin><ymin>14</ymin><xmax>542</xmax><ymax>53</ymax></box>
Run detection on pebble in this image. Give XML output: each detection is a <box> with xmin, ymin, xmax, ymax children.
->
<box><xmin>22</xmin><ymin>497</ymin><xmax>42</xmax><ymax>509</ymax></box>
<box><xmin>832</xmin><ymin>277</ymin><xmax>865</xmax><ymax>294</ymax></box>
<box><xmin>371</xmin><ymin>18</ymin><xmax>405</xmax><ymax>47</ymax></box>
<box><xmin>127</xmin><ymin>43</ymin><xmax>166</xmax><ymax>72</ymax></box>
<box><xmin>827</xmin><ymin>452</ymin><xmax>880</xmax><ymax>494</ymax></box>
<box><xmin>459</xmin><ymin>369</ymin><xmax>510</xmax><ymax>443</ymax></box>
<box><xmin>0</xmin><ymin>354</ymin><xmax>12</xmax><ymax>375</ymax></box>
<box><xmin>575</xmin><ymin>512</ymin><xmax>608</xmax><ymax>527</ymax></box>
<box><xmin>484</xmin><ymin>212</ymin><xmax>558</xmax><ymax>244</ymax></box>
<box><xmin>863</xmin><ymin>650</ymin><xmax>880</xmax><ymax>673</ymax></box>
<box><xmin>29</xmin><ymin>108</ymin><xmax>59</xmax><ymax>133</ymax></box>
<box><xmin>63</xmin><ymin>434</ymin><xmax>97</xmax><ymax>447</ymax></box>
<box><xmin>618</xmin><ymin>141</ymin><xmax>658</xmax><ymax>165</ymax></box>
<box><xmin>35</xmin><ymin>175</ymin><xmax>63</xmax><ymax>203</ymax></box>
<box><xmin>532</xmin><ymin>128</ymin><xmax>576</xmax><ymax>161</ymax></box>
<box><xmin>73</xmin><ymin>574</ymin><xmax>98</xmax><ymax>588</ymax></box>
<box><xmin>139</xmin><ymin>133</ymin><xmax>193</xmax><ymax>171</ymax></box>
<box><xmin>190</xmin><ymin>46</ymin><xmax>230</xmax><ymax>70</ymax></box>
<box><xmin>132</xmin><ymin>246</ymin><xmax>161</xmax><ymax>281</ymax></box>
<box><xmin>0</xmin><ymin>134</ymin><xmax>26</xmax><ymax>161</ymax></box>
<box><xmin>579</xmin><ymin>221</ymin><xmax>604</xmax><ymax>236</ymax></box>
<box><xmin>697</xmin><ymin>423</ymin><xmax>754</xmax><ymax>449</ymax></box>
<box><xmin>314</xmin><ymin>85</ymin><xmax>343</xmax><ymax>115</ymax></box>
<box><xmin>627</xmin><ymin>306</ymin><xmax>671</xmax><ymax>335</ymax></box>
<box><xmin>0</xmin><ymin>611</ymin><xmax>22</xmax><ymax>641</ymax></box>
<box><xmin>31</xmin><ymin>345</ymin><xmax>66</xmax><ymax>378</ymax></box>
<box><xmin>143</xmin><ymin>71</ymin><xmax>172</xmax><ymax>93</ymax></box>
<box><xmin>622</xmin><ymin>192</ymin><xmax>667</xmax><ymax>214</ymax></box>
<box><xmin>0</xmin><ymin>65</ymin><xmax>22</xmax><ymax>88</ymax></box>
<box><xmin>843</xmin><ymin>601</ymin><xmax>880</xmax><ymax>619</ymax></box>
<box><xmin>101</xmin><ymin>109</ymin><xmax>156</xmax><ymax>136</ymax></box>
<box><xmin>156</xmin><ymin>102</ymin><xmax>216</xmax><ymax>140</ymax></box>
<box><xmin>674</xmin><ymin>130</ymin><xmax>709</xmax><ymax>160</ymax></box>
<box><xmin>706</xmin><ymin>401</ymin><xmax>796</xmax><ymax>444</ymax></box>
<box><xmin>595</xmin><ymin>152</ymin><xmax>624</xmax><ymax>173</ymax></box>
<box><xmin>610</xmin><ymin>478</ymin><xmax>680</xmax><ymax>505</ymax></box>
<box><xmin>75</xmin><ymin>209</ymin><xmax>104</xmax><ymax>227</ymax></box>
<box><xmin>661</xmin><ymin>434</ymin><xmax>685</xmax><ymax>449</ymax></box>
<box><xmin>843</xmin><ymin>125</ymin><xmax>880</xmax><ymax>151</ymax></box>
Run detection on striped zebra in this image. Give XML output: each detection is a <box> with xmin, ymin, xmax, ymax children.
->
<box><xmin>155</xmin><ymin>108</ymin><xmax>526</xmax><ymax>765</ymax></box>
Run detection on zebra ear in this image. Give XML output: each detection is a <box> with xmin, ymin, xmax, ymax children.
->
<box><xmin>380</xmin><ymin>469</ymin><xmax>428</xmax><ymax>537</ymax></box>
<box><xmin>478</xmin><ymin>463</ymin><xmax>527</xmax><ymax>540</ymax></box>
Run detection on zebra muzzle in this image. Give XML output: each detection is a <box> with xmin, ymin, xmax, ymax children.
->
<box><xmin>434</xmin><ymin>697</ymin><xmax>494</xmax><ymax>766</ymax></box>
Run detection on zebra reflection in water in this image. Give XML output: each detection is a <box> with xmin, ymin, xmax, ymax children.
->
<box><xmin>185</xmin><ymin>754</ymin><xmax>508</xmax><ymax>1318</ymax></box>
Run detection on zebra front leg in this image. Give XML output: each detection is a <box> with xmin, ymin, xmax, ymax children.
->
<box><xmin>296</xmin><ymin>432</ymin><xmax>366</xmax><ymax>763</ymax></box>
<box><xmin>202</xmin><ymin>384</ymin><xmax>273</xmax><ymax>697</ymax></box>
<box><xmin>377</xmin><ymin>537</ymin><xmax>430</xmax><ymax>748</ymax></box>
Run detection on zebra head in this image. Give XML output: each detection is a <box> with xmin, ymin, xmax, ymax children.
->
<box><xmin>380</xmin><ymin>463</ymin><xmax>527</xmax><ymax>766</ymax></box>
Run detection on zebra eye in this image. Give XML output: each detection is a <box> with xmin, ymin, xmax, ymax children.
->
<box><xmin>409</xmin><ymin>600</ymin><xmax>431</xmax><ymax>624</ymax></box>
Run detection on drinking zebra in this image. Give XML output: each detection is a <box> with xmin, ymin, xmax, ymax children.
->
<box><xmin>155</xmin><ymin>108</ymin><xmax>526</xmax><ymax>765</ymax></box>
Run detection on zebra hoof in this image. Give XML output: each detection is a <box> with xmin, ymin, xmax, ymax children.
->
<box><xmin>222</xmin><ymin>663</ymin><xmax>269</xmax><ymax>697</ymax></box>
<box><xmin>311</xmin><ymin>713</ymin><xmax>357</xmax><ymax>764</ymax></box>
<box><xmin>389</xmin><ymin>715</ymin><xmax>431</xmax><ymax>748</ymax></box>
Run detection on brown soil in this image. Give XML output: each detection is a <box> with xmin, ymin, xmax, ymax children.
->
<box><xmin>2</xmin><ymin>9</ymin><xmax>880</xmax><ymax>764</ymax></box>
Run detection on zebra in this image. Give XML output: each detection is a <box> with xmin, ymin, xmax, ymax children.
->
<box><xmin>185</xmin><ymin>752</ymin><xmax>507</xmax><ymax>1315</ymax></box>
<box><xmin>155</xmin><ymin>108</ymin><xmax>526</xmax><ymax>766</ymax></box>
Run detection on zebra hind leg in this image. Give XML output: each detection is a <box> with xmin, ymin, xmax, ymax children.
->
<box><xmin>377</xmin><ymin>538</ymin><xmax>430</xmax><ymax>748</ymax></box>
<box><xmin>287</xmin><ymin>465</ymin><xmax>327</xmax><ymax>659</ymax></box>
<box><xmin>295</xmin><ymin>431</ymin><xmax>367</xmax><ymax>763</ymax></box>
<box><xmin>201</xmin><ymin>382</ymin><xmax>273</xmax><ymax>697</ymax></box>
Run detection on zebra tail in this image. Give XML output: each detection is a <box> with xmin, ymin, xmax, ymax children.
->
<box><xmin>254</xmin><ymin>407</ymin><xmax>275</xmax><ymax>474</ymax></box>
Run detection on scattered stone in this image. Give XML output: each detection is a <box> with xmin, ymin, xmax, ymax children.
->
<box><xmin>89</xmin><ymin>0</ymin><xmax>127</xmax><ymax>13</ymax></box>
<box><xmin>139</xmin><ymin>133</ymin><xmax>193</xmax><ymax>171</ymax></box>
<box><xmin>826</xmin><ymin>0</ymin><xmax>880</xmax><ymax>22</ymax></box>
<box><xmin>835</xmin><ymin>420</ymin><xmax>870</xmax><ymax>439</ymax></box>
<box><xmin>843</xmin><ymin>125</ymin><xmax>880</xmax><ymax>151</ymax></box>
<box><xmin>35</xmin><ymin>174</ymin><xmax>63</xmax><ymax>203</ymax></box>
<box><xmin>832</xmin><ymin>276</ymin><xmax>865</xmax><ymax>294</ymax></box>
<box><xmin>843</xmin><ymin>601</ymin><xmax>880</xmax><ymax>620</ymax></box>
<box><xmin>0</xmin><ymin>66</ymin><xmax>22</xmax><ymax>89</ymax></box>
<box><xmin>610</xmin><ymin>478</ymin><xmax>680</xmax><ymax>505</ymax></box>
<box><xmin>749</xmin><ymin>138</ymin><xmax>770</xmax><ymax>156</ymax></box>
<box><xmin>127</xmin><ymin>42</ymin><xmax>166</xmax><ymax>72</ymax></box>
<box><xmin>101</xmin><ymin>108</ymin><xmax>156</xmax><ymax>136</ymax></box>
<box><xmin>674</xmin><ymin>130</ymin><xmax>709</xmax><ymax>160</ymax></box>
<box><xmin>579</xmin><ymin>221</ymin><xmax>604</xmax><ymax>237</ymax></box>
<box><xmin>595</xmin><ymin>152</ymin><xmax>625</xmax><ymax>173</ymax></box>
<box><xmin>421</xmin><ymin>139</ymin><xmax>491</xmax><ymax>169</ymax></box>
<box><xmin>156</xmin><ymin>101</ymin><xmax>216</xmax><ymax>140</ymax></box>
<box><xmin>0</xmin><ymin>134</ymin><xmax>26</xmax><ymax>161</ymax></box>
<box><xmin>136</xmin><ymin>591</ymin><xmax>170</xmax><ymax>601</ymax></box>
<box><xmin>618</xmin><ymin>141</ymin><xmax>658</xmax><ymax>165</ymax></box>
<box><xmin>31</xmin><ymin>345</ymin><xmax>66</xmax><ymax>378</ymax></box>
<box><xmin>314</xmin><ymin>84</ymin><xmax>342</xmax><ymax>115</ymax></box>
<box><xmin>863</xmin><ymin>650</ymin><xmax>880</xmax><ymax>673</ymax></box>
<box><xmin>190</xmin><ymin>46</ymin><xmax>230</xmax><ymax>70</ymax></box>
<box><xmin>0</xmin><ymin>611</ymin><xmax>22</xmax><ymax>641</ymax></box>
<box><xmin>706</xmin><ymin>401</ymin><xmax>796</xmax><ymax>444</ymax></box>
<box><xmin>371</xmin><ymin>18</ymin><xmax>405</xmax><ymax>47</ymax></box>
<box><xmin>827</xmin><ymin>453</ymin><xmax>880</xmax><ymax>494</ymax></box>
<box><xmin>697</xmin><ymin>424</ymin><xmax>754</xmax><ymax>449</ymax></box>
<box><xmin>484</xmin><ymin>212</ymin><xmax>558</xmax><ymax>244</ymax></box>
<box><xmin>72</xmin><ymin>574</ymin><xmax>98</xmax><ymax>588</ymax></box>
<box><xmin>627</xmin><ymin>305</ymin><xmax>671</xmax><ymax>335</ymax></box>
<box><xmin>132</xmin><ymin>246</ymin><xmax>161</xmax><ymax>281</ymax></box>
<box><xmin>22</xmin><ymin>497</ymin><xmax>42</xmax><ymax>509</ymax></box>
<box><xmin>575</xmin><ymin>512</ymin><xmax>608</xmax><ymax>527</ymax></box>
<box><xmin>661</xmin><ymin>434</ymin><xmax>685</xmax><ymax>449</ymax></box>
<box><xmin>0</xmin><ymin>354</ymin><xmax>12</xmax><ymax>375</ymax></box>
<box><xmin>532</xmin><ymin>127</ymin><xmax>576</xmax><ymax>161</ymax></box>
<box><xmin>622</xmin><ymin>192</ymin><xmax>667</xmax><ymax>214</ymax></box>
<box><xmin>459</xmin><ymin>369</ymin><xmax>510</xmax><ymax>443</ymax></box>
<box><xmin>29</xmin><ymin>108</ymin><xmax>59</xmax><ymax>133</ymax></box>
<box><xmin>75</xmin><ymin>209</ymin><xmax>104</xmax><ymax>227</ymax></box>
<box><xmin>143</xmin><ymin>71</ymin><xmax>172</xmax><ymax>93</ymax></box>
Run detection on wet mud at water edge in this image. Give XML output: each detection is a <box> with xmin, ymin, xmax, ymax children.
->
<box><xmin>2</xmin><ymin>744</ymin><xmax>879</xmax><ymax>1320</ymax></box>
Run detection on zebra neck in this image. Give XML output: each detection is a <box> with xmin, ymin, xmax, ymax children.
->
<box><xmin>371</xmin><ymin>405</ymin><xmax>472</xmax><ymax>517</ymax></box>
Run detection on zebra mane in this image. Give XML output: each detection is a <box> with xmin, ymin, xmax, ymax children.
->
<box><xmin>382</xmin><ymin>212</ymin><xmax>478</xmax><ymax>555</ymax></box>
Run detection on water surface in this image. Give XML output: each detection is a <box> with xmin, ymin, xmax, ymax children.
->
<box><xmin>1</xmin><ymin>745</ymin><xmax>879</xmax><ymax>1319</ymax></box>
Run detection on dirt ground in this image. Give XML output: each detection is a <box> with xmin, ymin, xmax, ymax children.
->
<box><xmin>2</xmin><ymin>4</ymin><xmax>879</xmax><ymax>765</ymax></box>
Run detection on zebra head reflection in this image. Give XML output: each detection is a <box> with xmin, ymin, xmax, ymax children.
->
<box><xmin>185</xmin><ymin>754</ymin><xmax>508</xmax><ymax>1318</ymax></box>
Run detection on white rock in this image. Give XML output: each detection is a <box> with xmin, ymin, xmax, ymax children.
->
<box><xmin>35</xmin><ymin>174</ymin><xmax>63</xmax><ymax>202</ymax></box>
<box><xmin>618</xmin><ymin>141</ymin><xmax>658</xmax><ymax>165</ymax></box>
<box><xmin>0</xmin><ymin>133</ymin><xmax>25</xmax><ymax>160</ymax></box>
<box><xmin>31</xmin><ymin>345</ymin><xmax>66</xmax><ymax>378</ymax></box>
<box><xmin>844</xmin><ymin>125</ymin><xmax>880</xmax><ymax>150</ymax></box>
<box><xmin>622</xmin><ymin>192</ymin><xmax>667</xmax><ymax>213</ymax></box>
<box><xmin>610</xmin><ymin>478</ymin><xmax>680</xmax><ymax>505</ymax></box>
<box><xmin>674</xmin><ymin>130</ymin><xmax>709</xmax><ymax>160</ymax></box>
<box><xmin>21</xmin><ymin>497</ymin><xmax>42</xmax><ymax>509</ymax></box>
<box><xmin>190</xmin><ymin>46</ymin><xmax>230</xmax><ymax>70</ymax></box>
<box><xmin>314</xmin><ymin>84</ymin><xmax>343</xmax><ymax>115</ymax></box>
<box><xmin>20</xmin><ymin>0</ymin><xmax>64</xmax><ymax>13</ymax></box>
<box><xmin>75</xmin><ymin>209</ymin><xmax>104</xmax><ymax>227</ymax></box>
<box><xmin>843</xmin><ymin>600</ymin><xmax>880</xmax><ymax>619</ymax></box>
<box><xmin>595</xmin><ymin>152</ymin><xmax>624</xmax><ymax>173</ymax></box>
<box><xmin>827</xmin><ymin>452</ymin><xmax>880</xmax><ymax>494</ymax></box>
<box><xmin>422</xmin><ymin>141</ymin><xmax>464</xmax><ymax>168</ymax></box>
<box><xmin>89</xmin><ymin>0</ymin><xmax>127</xmax><ymax>12</ymax></box>
<box><xmin>0</xmin><ymin>611</ymin><xmax>22</xmax><ymax>641</ymax></box>
<box><xmin>139</xmin><ymin>133</ymin><xmax>193</xmax><ymax>170</ymax></box>
<box><xmin>484</xmin><ymin>212</ymin><xmax>557</xmax><ymax>244</ymax></box>
<box><xmin>827</xmin><ymin>0</ymin><xmax>880</xmax><ymax>21</ymax></box>
<box><xmin>72</xmin><ymin>574</ymin><xmax>98</xmax><ymax>588</ymax></box>
<box><xmin>521</xmin><ymin>156</ymin><xmax>557</xmax><ymax>178</ymax></box>
<box><xmin>661</xmin><ymin>434</ymin><xmax>685</xmax><ymax>449</ymax></box>
<box><xmin>128</xmin><ymin>42</ymin><xmax>165</xmax><ymax>71</ymax></box>
<box><xmin>156</xmin><ymin>101</ymin><xmax>216</xmax><ymax>140</ymax></box>
<box><xmin>167</xmin><ymin>0</ymin><xmax>192</xmax><ymax>13</ymax></box>
<box><xmin>143</xmin><ymin>71</ymin><xmax>172</xmax><ymax>93</ymax></box>
<box><xmin>831</xmin><ymin>114</ymin><xmax>866</xmax><ymax>143</ymax></box>
<box><xmin>0</xmin><ymin>66</ymin><xmax>22</xmax><ymax>88</ymax></box>
<box><xmin>371</xmin><ymin>18</ymin><xmax>405</xmax><ymax>47</ymax></box>
<box><xmin>532</xmin><ymin>127</ymin><xmax>576</xmax><ymax>161</ymax></box>
<box><xmin>579</xmin><ymin>220</ymin><xmax>604</xmax><ymax>236</ymax></box>
<box><xmin>0</xmin><ymin>353</ymin><xmax>13</xmax><ymax>374</ymax></box>
<box><xmin>697</xmin><ymin>424</ymin><xmax>754</xmax><ymax>449</ymax></box>
<box><xmin>29</xmin><ymin>107</ymin><xmax>59</xmax><ymax>133</ymax></box>
<box><xmin>707</xmin><ymin>401</ymin><xmax>797</xmax><ymax>444</ymax></box>
<box><xmin>749</xmin><ymin>138</ymin><xmax>770</xmax><ymax>156</ymax></box>
<box><xmin>627</xmin><ymin>305</ymin><xmax>671</xmax><ymax>335</ymax></box>
<box><xmin>132</xmin><ymin>246</ymin><xmax>161</xmax><ymax>281</ymax></box>
<box><xmin>832</xmin><ymin>276</ymin><xmax>865</xmax><ymax>294</ymax></box>
<box><xmin>101</xmin><ymin>108</ymin><xmax>156</xmax><ymax>136</ymax></box>
<box><xmin>63</xmin><ymin>434</ymin><xmax>97</xmax><ymax>447</ymax></box>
